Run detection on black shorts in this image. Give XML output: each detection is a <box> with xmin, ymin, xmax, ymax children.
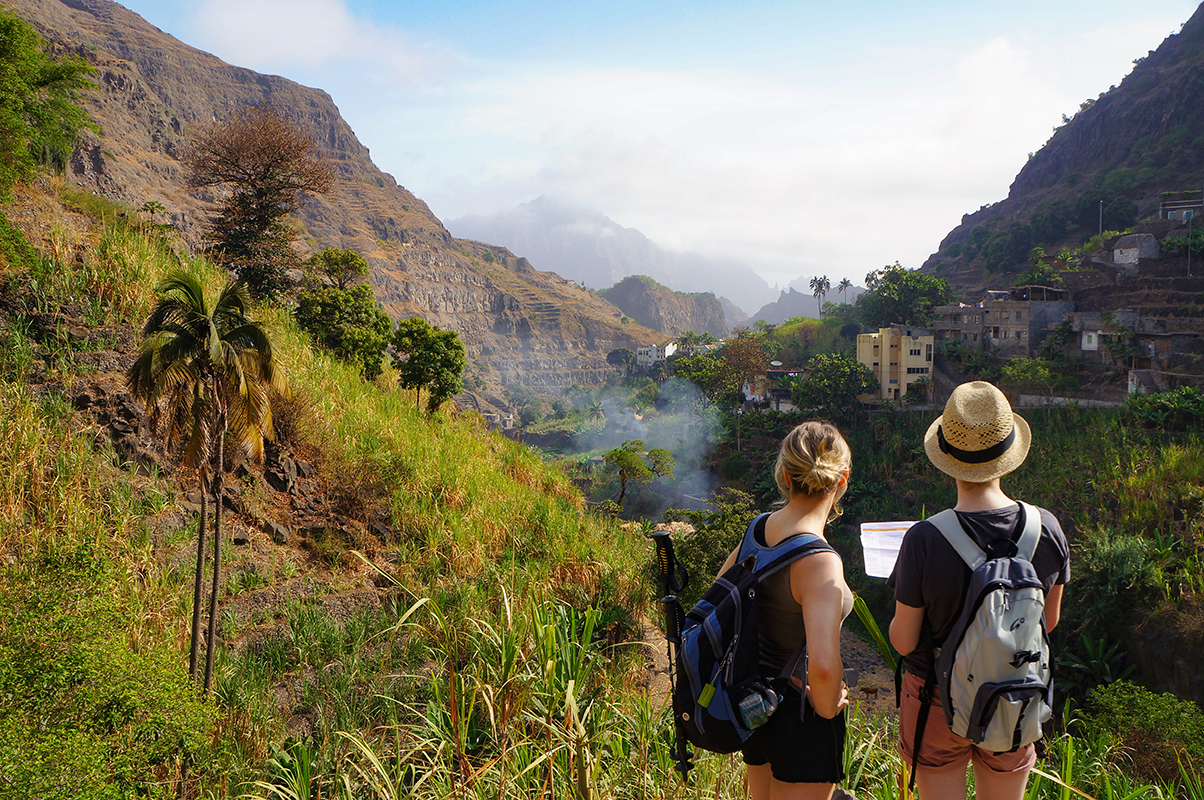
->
<box><xmin>741</xmin><ymin>686</ymin><xmax>847</xmax><ymax>784</ymax></box>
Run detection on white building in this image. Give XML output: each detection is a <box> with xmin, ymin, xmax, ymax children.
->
<box><xmin>636</xmin><ymin>342</ymin><xmax>678</xmax><ymax>368</ymax></box>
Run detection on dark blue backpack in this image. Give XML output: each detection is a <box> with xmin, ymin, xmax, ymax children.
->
<box><xmin>671</xmin><ymin>513</ymin><xmax>835</xmax><ymax>753</ymax></box>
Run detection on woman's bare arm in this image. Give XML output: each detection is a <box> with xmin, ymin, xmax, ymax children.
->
<box><xmin>793</xmin><ymin>552</ymin><xmax>849</xmax><ymax>719</ymax></box>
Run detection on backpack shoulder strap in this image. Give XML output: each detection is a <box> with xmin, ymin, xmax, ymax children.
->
<box><xmin>755</xmin><ymin>533</ymin><xmax>832</xmax><ymax>579</ymax></box>
<box><xmin>1015</xmin><ymin>502</ymin><xmax>1041</xmax><ymax>562</ymax></box>
<box><xmin>735</xmin><ymin>513</ymin><xmax>770</xmax><ymax>565</ymax></box>
<box><xmin>928</xmin><ymin>508</ymin><xmax>986</xmax><ymax>570</ymax></box>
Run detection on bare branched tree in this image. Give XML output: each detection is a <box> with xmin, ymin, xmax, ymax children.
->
<box><xmin>185</xmin><ymin>105</ymin><xmax>335</xmax><ymax>300</ymax></box>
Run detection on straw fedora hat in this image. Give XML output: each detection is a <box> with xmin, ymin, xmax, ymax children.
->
<box><xmin>923</xmin><ymin>381</ymin><xmax>1030</xmax><ymax>482</ymax></box>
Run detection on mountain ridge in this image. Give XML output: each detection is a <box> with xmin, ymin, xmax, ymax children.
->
<box><xmin>447</xmin><ymin>195</ymin><xmax>778</xmax><ymax>324</ymax></box>
<box><xmin>921</xmin><ymin>3</ymin><xmax>1204</xmax><ymax>296</ymax></box>
<box><xmin>2</xmin><ymin>0</ymin><xmax>666</xmax><ymax>399</ymax></box>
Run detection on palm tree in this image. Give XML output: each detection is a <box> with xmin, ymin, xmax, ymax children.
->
<box><xmin>587</xmin><ymin>400</ymin><xmax>606</xmax><ymax>429</ymax></box>
<box><xmin>127</xmin><ymin>270</ymin><xmax>284</xmax><ymax>691</ymax></box>
<box><xmin>809</xmin><ymin>275</ymin><xmax>831</xmax><ymax>316</ymax></box>
<box><xmin>837</xmin><ymin>277</ymin><xmax>853</xmax><ymax>304</ymax></box>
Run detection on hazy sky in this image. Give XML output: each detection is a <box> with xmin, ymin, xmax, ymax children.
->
<box><xmin>120</xmin><ymin>0</ymin><xmax>1200</xmax><ymax>289</ymax></box>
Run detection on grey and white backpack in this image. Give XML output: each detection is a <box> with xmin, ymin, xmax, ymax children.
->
<box><xmin>930</xmin><ymin>502</ymin><xmax>1053</xmax><ymax>753</ymax></box>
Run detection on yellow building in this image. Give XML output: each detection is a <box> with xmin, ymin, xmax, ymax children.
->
<box><xmin>856</xmin><ymin>325</ymin><xmax>934</xmax><ymax>402</ymax></box>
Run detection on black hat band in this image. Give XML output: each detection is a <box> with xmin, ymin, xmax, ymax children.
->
<box><xmin>937</xmin><ymin>424</ymin><xmax>1016</xmax><ymax>464</ymax></box>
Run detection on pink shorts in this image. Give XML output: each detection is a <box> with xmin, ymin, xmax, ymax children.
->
<box><xmin>898</xmin><ymin>671</ymin><xmax>1036</xmax><ymax>775</ymax></box>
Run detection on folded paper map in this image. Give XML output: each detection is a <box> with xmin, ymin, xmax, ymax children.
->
<box><xmin>859</xmin><ymin>521</ymin><xmax>916</xmax><ymax>579</ymax></box>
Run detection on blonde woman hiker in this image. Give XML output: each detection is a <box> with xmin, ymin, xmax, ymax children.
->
<box><xmin>889</xmin><ymin>381</ymin><xmax>1070</xmax><ymax>800</ymax></box>
<box><xmin>714</xmin><ymin>421</ymin><xmax>854</xmax><ymax>800</ymax></box>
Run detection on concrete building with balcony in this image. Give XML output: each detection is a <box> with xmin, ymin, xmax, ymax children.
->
<box><xmin>932</xmin><ymin>286</ymin><xmax>1074</xmax><ymax>357</ymax></box>
<box><xmin>856</xmin><ymin>325</ymin><xmax>934</xmax><ymax>402</ymax></box>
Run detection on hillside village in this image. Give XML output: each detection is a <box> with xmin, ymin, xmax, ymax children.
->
<box><xmin>858</xmin><ymin>210</ymin><xmax>1204</xmax><ymax>407</ymax></box>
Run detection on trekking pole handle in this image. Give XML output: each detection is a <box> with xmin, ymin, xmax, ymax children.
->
<box><xmin>651</xmin><ymin>530</ymin><xmax>688</xmax><ymax>593</ymax></box>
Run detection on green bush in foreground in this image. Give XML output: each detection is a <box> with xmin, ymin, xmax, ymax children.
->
<box><xmin>1085</xmin><ymin>679</ymin><xmax>1204</xmax><ymax>782</ymax></box>
<box><xmin>0</xmin><ymin>545</ymin><xmax>213</xmax><ymax>798</ymax></box>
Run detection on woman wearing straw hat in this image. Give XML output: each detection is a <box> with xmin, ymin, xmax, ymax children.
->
<box><xmin>887</xmin><ymin>381</ymin><xmax>1070</xmax><ymax>800</ymax></box>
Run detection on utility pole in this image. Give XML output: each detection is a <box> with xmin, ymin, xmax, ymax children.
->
<box><xmin>1098</xmin><ymin>199</ymin><xmax>1104</xmax><ymax>239</ymax></box>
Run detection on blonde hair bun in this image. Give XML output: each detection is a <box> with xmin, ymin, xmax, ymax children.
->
<box><xmin>774</xmin><ymin>421</ymin><xmax>851</xmax><ymax>501</ymax></box>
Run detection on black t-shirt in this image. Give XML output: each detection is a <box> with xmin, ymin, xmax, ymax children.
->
<box><xmin>887</xmin><ymin>503</ymin><xmax>1071</xmax><ymax>679</ymax></box>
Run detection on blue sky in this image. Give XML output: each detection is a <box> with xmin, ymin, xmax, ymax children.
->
<box><xmin>120</xmin><ymin>0</ymin><xmax>1201</xmax><ymax>290</ymax></box>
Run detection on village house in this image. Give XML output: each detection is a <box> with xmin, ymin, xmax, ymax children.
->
<box><xmin>677</xmin><ymin>342</ymin><xmax>721</xmax><ymax>358</ymax></box>
<box><xmin>635</xmin><ymin>341</ymin><xmax>677</xmax><ymax>368</ymax></box>
<box><xmin>931</xmin><ymin>286</ymin><xmax>1074</xmax><ymax>357</ymax></box>
<box><xmin>1113</xmin><ymin>233</ymin><xmax>1159</xmax><ymax>265</ymax></box>
<box><xmin>1160</xmin><ymin>197</ymin><xmax>1203</xmax><ymax>221</ymax></box>
<box><xmin>1061</xmin><ymin>310</ymin><xmax>1201</xmax><ymax>368</ymax></box>
<box><xmin>856</xmin><ymin>325</ymin><xmax>934</xmax><ymax>402</ymax></box>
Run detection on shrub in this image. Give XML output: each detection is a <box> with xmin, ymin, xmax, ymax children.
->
<box><xmin>1063</xmin><ymin>530</ymin><xmax>1160</xmax><ymax>640</ymax></box>
<box><xmin>0</xmin><ymin>210</ymin><xmax>38</xmax><ymax>271</ymax></box>
<box><xmin>1084</xmin><ymin>679</ymin><xmax>1204</xmax><ymax>782</ymax></box>
<box><xmin>663</xmin><ymin>488</ymin><xmax>758</xmax><ymax>609</ymax></box>
<box><xmin>1125</xmin><ymin>386</ymin><xmax>1204</xmax><ymax>431</ymax></box>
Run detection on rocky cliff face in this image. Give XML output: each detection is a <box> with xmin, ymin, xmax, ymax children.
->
<box><xmin>598</xmin><ymin>276</ymin><xmax>727</xmax><ymax>338</ymax></box>
<box><xmin>3</xmin><ymin>0</ymin><xmax>662</xmax><ymax>398</ymax></box>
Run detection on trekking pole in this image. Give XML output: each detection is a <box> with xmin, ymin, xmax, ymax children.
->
<box><xmin>651</xmin><ymin>529</ymin><xmax>693</xmax><ymax>782</ymax></box>
<box><xmin>651</xmin><ymin>529</ymin><xmax>688</xmax><ymax>594</ymax></box>
<box><xmin>661</xmin><ymin>593</ymin><xmax>693</xmax><ymax>782</ymax></box>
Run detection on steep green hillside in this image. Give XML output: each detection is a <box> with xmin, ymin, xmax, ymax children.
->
<box><xmin>923</xmin><ymin>3</ymin><xmax>1204</xmax><ymax>290</ymax></box>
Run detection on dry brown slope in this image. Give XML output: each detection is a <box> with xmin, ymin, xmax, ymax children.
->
<box><xmin>2</xmin><ymin>0</ymin><xmax>662</xmax><ymax>396</ymax></box>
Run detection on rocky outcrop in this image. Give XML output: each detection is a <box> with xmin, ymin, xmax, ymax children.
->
<box><xmin>599</xmin><ymin>276</ymin><xmax>727</xmax><ymax>337</ymax></box>
<box><xmin>4</xmin><ymin>0</ymin><xmax>663</xmax><ymax>396</ymax></box>
<box><xmin>748</xmin><ymin>287</ymin><xmax>822</xmax><ymax>325</ymax></box>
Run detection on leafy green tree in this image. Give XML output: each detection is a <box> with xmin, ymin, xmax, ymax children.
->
<box><xmin>904</xmin><ymin>375</ymin><xmax>932</xmax><ymax>405</ymax></box>
<box><xmin>607</xmin><ymin>347</ymin><xmax>636</xmax><ymax>375</ymax></box>
<box><xmin>294</xmin><ymin>283</ymin><xmax>392</xmax><ymax>379</ymax></box>
<box><xmin>1041</xmin><ymin>320</ymin><xmax>1074</xmax><ymax>361</ymax></box>
<box><xmin>127</xmin><ymin>270</ymin><xmax>283</xmax><ymax>691</ymax></box>
<box><xmin>663</xmin><ymin>488</ymin><xmax>758</xmax><ymax>608</ymax></box>
<box><xmin>587</xmin><ymin>400</ymin><xmax>606</xmax><ymax>428</ymax></box>
<box><xmin>1014</xmin><ymin>262</ymin><xmax>1064</xmax><ymax>287</ymax></box>
<box><xmin>185</xmin><ymin>105</ymin><xmax>335</xmax><ymax>301</ymax></box>
<box><xmin>0</xmin><ymin>11</ymin><xmax>94</xmax><ymax>201</ymax></box>
<box><xmin>671</xmin><ymin>352</ymin><xmax>730</xmax><ymax>405</ymax></box>
<box><xmin>676</xmin><ymin>330</ymin><xmax>717</xmax><ymax>348</ymax></box>
<box><xmin>856</xmin><ymin>262</ymin><xmax>952</xmax><ymax>327</ymax></box>
<box><xmin>1001</xmin><ymin>357</ymin><xmax>1055</xmax><ymax>399</ymax></box>
<box><xmin>603</xmin><ymin>439</ymin><xmax>675</xmax><ymax>505</ymax></box>
<box><xmin>791</xmin><ymin>352</ymin><xmax>877</xmax><ymax>424</ymax></box>
<box><xmin>391</xmin><ymin>317</ymin><xmax>467</xmax><ymax>413</ymax></box>
<box><xmin>305</xmin><ymin>247</ymin><xmax>368</xmax><ymax>289</ymax></box>
<box><xmin>506</xmin><ymin>384</ymin><xmax>544</xmax><ymax>427</ymax></box>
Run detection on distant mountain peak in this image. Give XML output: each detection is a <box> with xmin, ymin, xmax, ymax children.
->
<box><xmin>447</xmin><ymin>199</ymin><xmax>775</xmax><ymax>318</ymax></box>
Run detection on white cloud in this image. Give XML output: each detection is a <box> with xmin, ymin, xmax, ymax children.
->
<box><xmin>188</xmin><ymin>0</ymin><xmax>455</xmax><ymax>86</ymax></box>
